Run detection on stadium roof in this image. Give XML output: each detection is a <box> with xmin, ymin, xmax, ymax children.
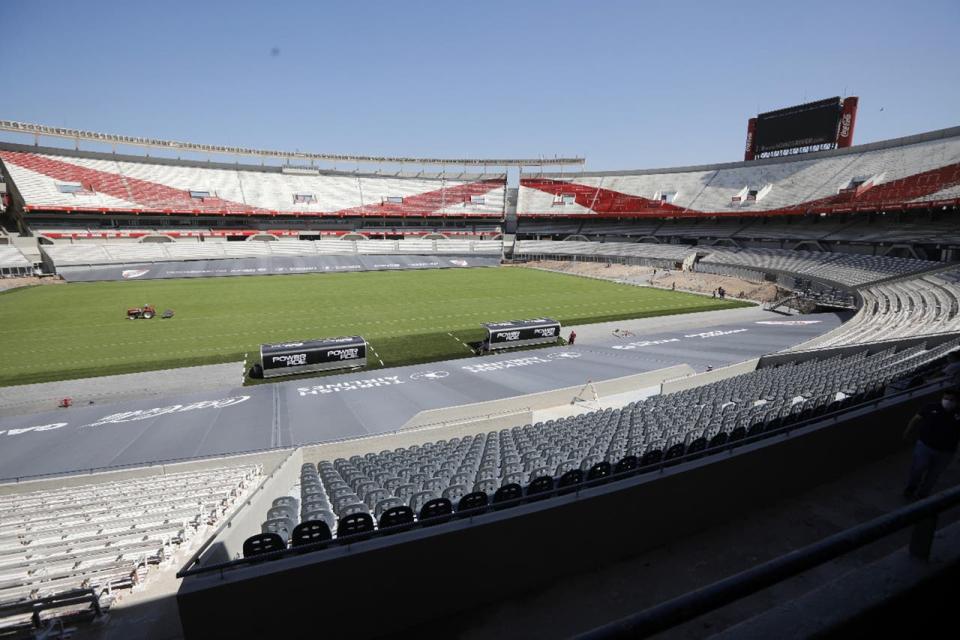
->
<box><xmin>0</xmin><ymin>120</ymin><xmax>585</xmax><ymax>168</ymax></box>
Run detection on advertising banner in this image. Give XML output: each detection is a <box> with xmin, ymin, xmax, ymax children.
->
<box><xmin>57</xmin><ymin>254</ymin><xmax>500</xmax><ymax>282</ymax></box>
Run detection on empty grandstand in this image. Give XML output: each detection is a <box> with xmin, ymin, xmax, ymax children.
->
<box><xmin>0</xmin><ymin>245</ymin><xmax>32</xmax><ymax>277</ymax></box>
<box><xmin>518</xmin><ymin>127</ymin><xmax>960</xmax><ymax>218</ymax></box>
<box><xmin>0</xmin><ymin>465</ymin><xmax>259</xmax><ymax>632</ymax></box>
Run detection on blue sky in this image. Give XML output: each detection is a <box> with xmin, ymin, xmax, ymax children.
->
<box><xmin>0</xmin><ymin>0</ymin><xmax>958</xmax><ymax>170</ymax></box>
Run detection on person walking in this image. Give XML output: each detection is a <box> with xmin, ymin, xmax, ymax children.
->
<box><xmin>903</xmin><ymin>389</ymin><xmax>960</xmax><ymax>499</ymax></box>
<box><xmin>568</xmin><ymin>330</ymin><xmax>577</xmax><ymax>345</ymax></box>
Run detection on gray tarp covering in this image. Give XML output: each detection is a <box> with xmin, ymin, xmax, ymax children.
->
<box><xmin>0</xmin><ymin>311</ymin><xmax>846</xmax><ymax>480</ymax></box>
<box><xmin>57</xmin><ymin>254</ymin><xmax>501</xmax><ymax>282</ymax></box>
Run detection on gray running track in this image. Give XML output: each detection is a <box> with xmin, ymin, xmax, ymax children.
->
<box><xmin>0</xmin><ymin>309</ymin><xmax>846</xmax><ymax>480</ymax></box>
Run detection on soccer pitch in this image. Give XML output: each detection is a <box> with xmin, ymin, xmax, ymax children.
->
<box><xmin>0</xmin><ymin>267</ymin><xmax>750</xmax><ymax>386</ymax></box>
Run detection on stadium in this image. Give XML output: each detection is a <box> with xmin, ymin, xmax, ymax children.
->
<box><xmin>2</xmin><ymin>5</ymin><xmax>960</xmax><ymax>638</ymax></box>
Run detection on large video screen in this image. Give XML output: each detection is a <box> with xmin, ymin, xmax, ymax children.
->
<box><xmin>754</xmin><ymin>97</ymin><xmax>842</xmax><ymax>154</ymax></box>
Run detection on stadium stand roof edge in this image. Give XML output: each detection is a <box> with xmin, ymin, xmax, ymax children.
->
<box><xmin>528</xmin><ymin>125</ymin><xmax>960</xmax><ymax>178</ymax></box>
<box><xmin>0</xmin><ymin>141</ymin><xmax>508</xmax><ymax>182</ymax></box>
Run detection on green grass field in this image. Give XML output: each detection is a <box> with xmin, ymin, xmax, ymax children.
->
<box><xmin>0</xmin><ymin>268</ymin><xmax>750</xmax><ymax>386</ymax></box>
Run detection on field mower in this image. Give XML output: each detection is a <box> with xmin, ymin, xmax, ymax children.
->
<box><xmin>126</xmin><ymin>305</ymin><xmax>174</xmax><ymax>319</ymax></box>
<box><xmin>126</xmin><ymin>304</ymin><xmax>157</xmax><ymax>319</ymax></box>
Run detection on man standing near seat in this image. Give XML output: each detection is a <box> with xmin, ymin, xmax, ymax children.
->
<box><xmin>903</xmin><ymin>389</ymin><xmax>960</xmax><ymax>499</ymax></box>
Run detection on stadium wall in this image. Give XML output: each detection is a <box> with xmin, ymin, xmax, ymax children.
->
<box><xmin>399</xmin><ymin>365</ymin><xmax>694</xmax><ymax>431</ymax></box>
<box><xmin>177</xmin><ymin>381</ymin><xmax>946</xmax><ymax>639</ymax></box>
<box><xmin>195</xmin><ymin>449</ymin><xmax>303</xmax><ymax>566</ymax></box>
<box><xmin>55</xmin><ymin>254</ymin><xmax>501</xmax><ymax>281</ymax></box>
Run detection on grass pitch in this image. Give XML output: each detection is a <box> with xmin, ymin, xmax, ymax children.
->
<box><xmin>0</xmin><ymin>268</ymin><xmax>749</xmax><ymax>386</ymax></box>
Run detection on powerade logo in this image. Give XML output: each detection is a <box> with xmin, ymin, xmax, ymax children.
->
<box><xmin>497</xmin><ymin>331</ymin><xmax>521</xmax><ymax>341</ymax></box>
<box><xmin>273</xmin><ymin>353</ymin><xmax>307</xmax><ymax>366</ymax></box>
<box><xmin>327</xmin><ymin>348</ymin><xmax>360</xmax><ymax>360</ymax></box>
<box><xmin>533</xmin><ymin>327</ymin><xmax>556</xmax><ymax>337</ymax></box>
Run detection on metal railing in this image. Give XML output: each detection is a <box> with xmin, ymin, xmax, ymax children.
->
<box><xmin>575</xmin><ymin>483</ymin><xmax>960</xmax><ymax>639</ymax></box>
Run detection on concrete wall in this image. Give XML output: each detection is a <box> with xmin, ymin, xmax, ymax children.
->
<box><xmin>197</xmin><ymin>448</ymin><xmax>303</xmax><ymax>566</ymax></box>
<box><xmin>760</xmin><ymin>332</ymin><xmax>960</xmax><ymax>369</ymax></box>
<box><xmin>177</xmin><ymin>381</ymin><xmax>947</xmax><ymax>639</ymax></box>
<box><xmin>661</xmin><ymin>358</ymin><xmax>759</xmax><ymax>394</ymax></box>
<box><xmin>401</xmin><ymin>364</ymin><xmax>693</xmax><ymax>431</ymax></box>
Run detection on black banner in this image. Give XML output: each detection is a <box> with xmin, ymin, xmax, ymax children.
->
<box><xmin>261</xmin><ymin>336</ymin><xmax>366</xmax><ymax>377</ymax></box>
<box><xmin>484</xmin><ymin>318</ymin><xmax>561</xmax><ymax>349</ymax></box>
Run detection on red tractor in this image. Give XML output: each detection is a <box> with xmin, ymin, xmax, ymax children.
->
<box><xmin>126</xmin><ymin>304</ymin><xmax>157</xmax><ymax>320</ymax></box>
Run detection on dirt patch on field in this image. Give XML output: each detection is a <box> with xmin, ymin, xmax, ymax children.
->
<box><xmin>651</xmin><ymin>270</ymin><xmax>779</xmax><ymax>303</ymax></box>
<box><xmin>0</xmin><ymin>276</ymin><xmax>65</xmax><ymax>292</ymax></box>
<box><xmin>516</xmin><ymin>260</ymin><xmax>780</xmax><ymax>303</ymax></box>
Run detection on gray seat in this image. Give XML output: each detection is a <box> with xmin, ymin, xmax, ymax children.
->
<box><xmin>374</xmin><ymin>497</ymin><xmax>405</xmax><ymax>518</ymax></box>
<box><xmin>363</xmin><ymin>488</ymin><xmax>389</xmax><ymax>511</ymax></box>
<box><xmin>475</xmin><ymin>467</ymin><xmax>497</xmax><ymax>483</ymax></box>
<box><xmin>409</xmin><ymin>490</ymin><xmax>438</xmax><ymax>514</ymax></box>
<box><xmin>555</xmin><ymin>460</ymin><xmax>578</xmax><ymax>475</ymax></box>
<box><xmin>441</xmin><ymin>484</ymin><xmax>468</xmax><ymax>504</ymax></box>
<box><xmin>261</xmin><ymin>517</ymin><xmax>294</xmax><ymax>543</ymax></box>
<box><xmin>502</xmin><ymin>472</ymin><xmax>524</xmax><ymax>487</ymax></box>
<box><xmin>422</xmin><ymin>477</ymin><xmax>445</xmax><ymax>492</ymax></box>
<box><xmin>267</xmin><ymin>505</ymin><xmax>296</xmax><ymax>522</ymax></box>
<box><xmin>395</xmin><ymin>483</ymin><xmax>418</xmax><ymax>501</ymax></box>
<box><xmin>340</xmin><ymin>502</ymin><xmax>370</xmax><ymax>517</ymax></box>
<box><xmin>302</xmin><ymin>508</ymin><xmax>336</xmax><ymax>531</ymax></box>
<box><xmin>473</xmin><ymin>478</ymin><xmax>498</xmax><ymax>495</ymax></box>
<box><xmin>449</xmin><ymin>472</ymin><xmax>472</xmax><ymax>487</ymax></box>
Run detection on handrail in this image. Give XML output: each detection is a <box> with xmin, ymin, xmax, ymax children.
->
<box><xmin>574</xmin><ymin>482</ymin><xmax>960</xmax><ymax>640</ymax></box>
<box><xmin>177</xmin><ymin>376</ymin><xmax>949</xmax><ymax>578</ymax></box>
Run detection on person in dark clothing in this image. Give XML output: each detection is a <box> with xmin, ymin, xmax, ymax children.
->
<box><xmin>942</xmin><ymin>351</ymin><xmax>960</xmax><ymax>383</ymax></box>
<box><xmin>718</xmin><ymin>286</ymin><xmax>726</xmax><ymax>299</ymax></box>
<box><xmin>903</xmin><ymin>390</ymin><xmax>960</xmax><ymax>499</ymax></box>
<box><xmin>568</xmin><ymin>330</ymin><xmax>576</xmax><ymax>345</ymax></box>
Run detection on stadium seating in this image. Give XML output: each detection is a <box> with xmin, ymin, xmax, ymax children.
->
<box><xmin>517</xmin><ymin>127</ymin><xmax>960</xmax><ymax>216</ymax></box>
<box><xmin>0</xmin><ymin>465</ymin><xmax>259</xmax><ymax>607</ymax></box>
<box><xmin>242</xmin><ymin>340</ymin><xmax>957</xmax><ymax>554</ymax></box>
<box><xmin>697</xmin><ymin>247</ymin><xmax>937</xmax><ymax>287</ymax></box>
<box><xmin>791</xmin><ymin>268</ymin><xmax>960</xmax><ymax>350</ymax></box>
<box><xmin>513</xmin><ymin>240</ymin><xmax>696</xmax><ymax>264</ymax></box>
<box><xmin>513</xmin><ymin>241</ymin><xmax>937</xmax><ymax>287</ymax></box>
<box><xmin>0</xmin><ymin>148</ymin><xmax>507</xmax><ymax>217</ymax></box>
<box><xmin>0</xmin><ymin>246</ymin><xmax>32</xmax><ymax>275</ymax></box>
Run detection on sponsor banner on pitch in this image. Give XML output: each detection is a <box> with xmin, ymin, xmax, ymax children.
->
<box><xmin>58</xmin><ymin>255</ymin><xmax>500</xmax><ymax>282</ymax></box>
<box><xmin>0</xmin><ymin>396</ymin><xmax>251</xmax><ymax>438</ymax></box>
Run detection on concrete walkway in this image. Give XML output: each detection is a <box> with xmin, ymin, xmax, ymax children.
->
<box><xmin>0</xmin><ymin>362</ymin><xmax>243</xmax><ymax>417</ymax></box>
<box><xmin>567</xmin><ymin>305</ymin><xmax>782</xmax><ymax>343</ymax></box>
